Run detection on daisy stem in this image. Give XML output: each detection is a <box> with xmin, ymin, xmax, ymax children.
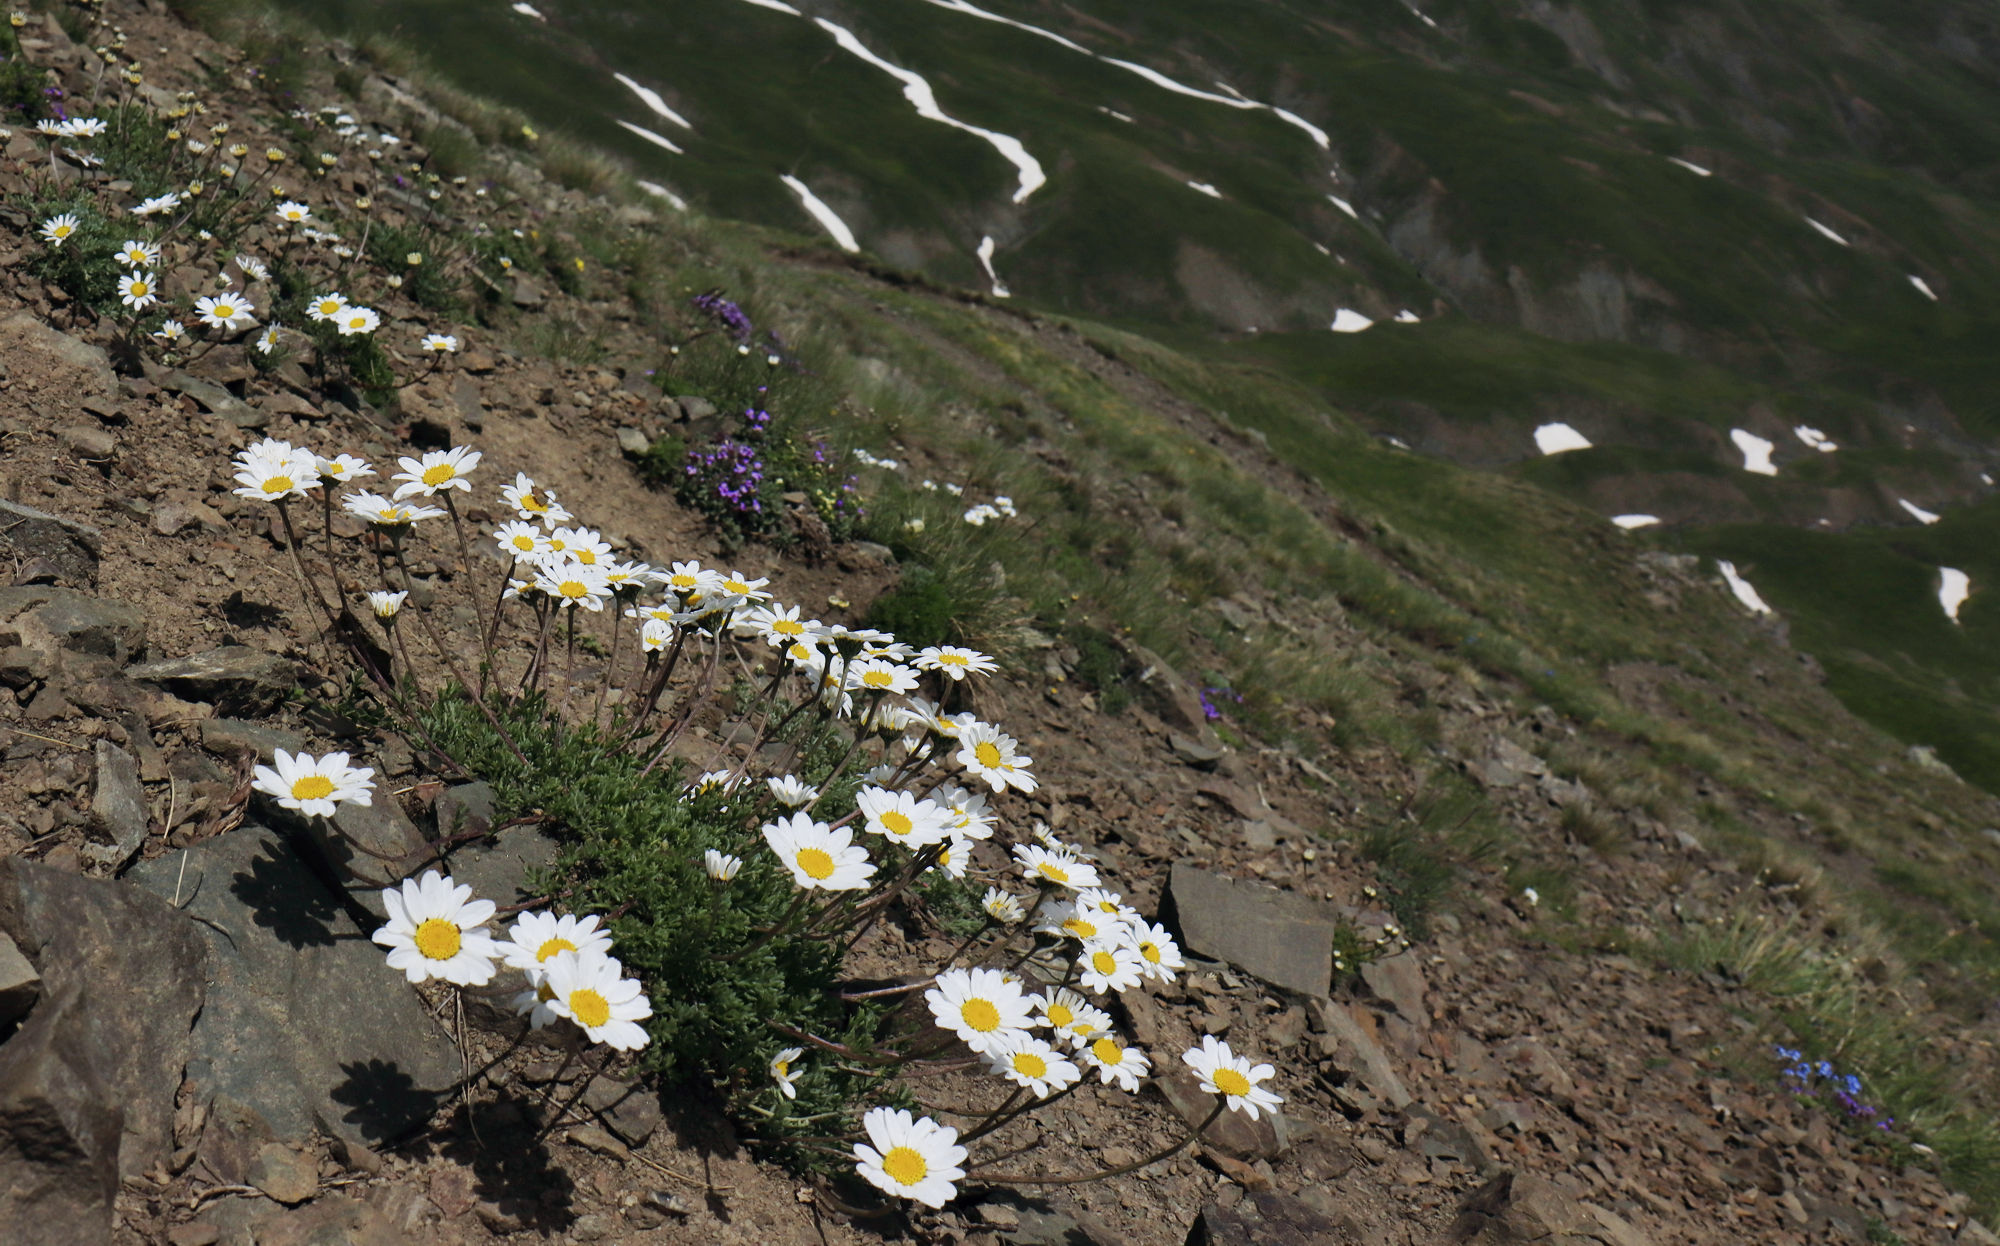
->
<box><xmin>320</xmin><ymin>486</ymin><xmax>337</xmax><ymax>571</ymax></box>
<box><xmin>273</xmin><ymin>501</ymin><xmax>336</xmax><ymax>636</ymax></box>
<box><xmin>441</xmin><ymin>491</ymin><xmax>476</xmax><ymax>587</ymax></box>
<box><xmin>952</xmin><ymin>1088</ymin><xmax>1029</xmax><ymax>1143</ymax></box>
<box><xmin>619</xmin><ymin>625</ymin><xmax>688</xmax><ymax>748</ymax></box>
<box><xmin>834</xmin><ymin>843</ymin><xmax>946</xmax><ymax>955</ymax></box>
<box><xmin>556</xmin><ymin>607</ymin><xmax>578</xmax><ymax>720</ymax></box>
<box><xmin>635</xmin><ymin>630</ymin><xmax>725</xmax><ymax>780</ymax></box>
<box><xmin>971</xmin><ymin>1100</ymin><xmax>1225</xmax><ymax>1184</ymax></box>
<box><xmin>591</xmin><ymin>596</ymin><xmax>621</xmax><ymax>728</ymax></box>
<box><xmin>967</xmin><ymin>1071</ymin><xmax>1088</xmax><ymax>1142</ymax></box>
<box><xmin>520</xmin><ymin>602</ymin><xmax>557</xmax><ymax>699</ymax></box>
<box><xmin>411</xmin><ymin>602</ymin><xmax>530</xmax><ymax>768</ymax></box>
<box><xmin>478</xmin><ymin>557</ymin><xmax>518</xmax><ymax>700</ymax></box>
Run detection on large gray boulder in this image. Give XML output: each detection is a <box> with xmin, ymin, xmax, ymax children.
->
<box><xmin>128</xmin><ymin>824</ymin><xmax>462</xmax><ymax>1153</ymax></box>
<box><xmin>0</xmin><ymin>859</ymin><xmax>207</xmax><ymax>1245</ymax></box>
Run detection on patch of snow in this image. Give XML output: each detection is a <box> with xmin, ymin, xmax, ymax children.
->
<box><xmin>1939</xmin><ymin>568</ymin><xmax>1971</xmax><ymax>623</ymax></box>
<box><xmin>1984</xmin><ymin>473</ymin><xmax>1995</xmax><ymax>486</ymax></box>
<box><xmin>1098</xmin><ymin>107</ymin><xmax>1135</xmax><ymax>123</ymax></box>
<box><xmin>1393</xmin><ymin>309</ymin><xmax>1421</xmax><ymax>324</ymax></box>
<box><xmin>1613</xmin><ymin>514</ymin><xmax>1661</xmax><ymax>530</ymax></box>
<box><xmin>1909</xmin><ymin>274</ymin><xmax>1939</xmax><ymax>301</ymax></box>
<box><xmin>815</xmin><ymin>18</ymin><xmax>1046</xmax><ymax>204</ymax></box>
<box><xmin>1266</xmin><ymin>105</ymin><xmax>1332</xmax><ymax>151</ymax></box>
<box><xmin>915</xmin><ymin>0</ymin><xmax>1090</xmax><ymax>53</ymax></box>
<box><xmin>636</xmin><ymin>181</ymin><xmax>686</xmax><ymax>210</ymax></box>
<box><xmin>1730</xmin><ymin>428</ymin><xmax>1778</xmax><ymax>476</ymax></box>
<box><xmin>779</xmin><ymin>174</ymin><xmax>860</xmax><ymax>253</ymax></box>
<box><xmin>1327</xmin><ymin>194</ymin><xmax>1359</xmax><ymax>220</ymax></box>
<box><xmin>1804</xmin><ymin>216</ymin><xmax>1850</xmax><ymax>247</ymax></box>
<box><xmin>736</xmin><ymin>0</ymin><xmax>803</xmax><ymax>12</ymax></box>
<box><xmin>1187</xmin><ymin>180</ymin><xmax>1222</xmax><ymax>199</ymax></box>
<box><xmin>1386</xmin><ymin>435</ymin><xmax>1411</xmax><ymax>450</ymax></box>
<box><xmin>1312</xmin><ymin>242</ymin><xmax>1331</xmax><ymax>256</ymax></box>
<box><xmin>615</xmin><ymin>120</ymin><xmax>684</xmax><ymax>155</ymax></box>
<box><xmin>1533</xmin><ymin>423</ymin><xmax>1591</xmax><ymax>455</ymax></box>
<box><xmin>511</xmin><ymin>3</ymin><xmax>545</xmax><ymax>19</ymax></box>
<box><xmin>1666</xmin><ymin>157</ymin><xmax>1711</xmax><ymax>176</ymax></box>
<box><xmin>1331</xmin><ymin>309</ymin><xmax>1375</xmax><ymax>334</ymax></box>
<box><xmin>1717</xmin><ymin>560</ymin><xmax>1773</xmax><ymax>615</ymax></box>
<box><xmin>613</xmin><ymin>73</ymin><xmax>692</xmax><ymax>130</ymax></box>
<box><xmin>1899</xmin><ymin>498</ymin><xmax>1941</xmax><ymax>525</ymax></box>
<box><xmin>1794</xmin><ymin>425</ymin><xmax>1838</xmax><ymax>453</ymax></box>
<box><xmin>975</xmin><ymin>235</ymin><xmax>1010</xmax><ymax>298</ymax></box>
<box><xmin>1100</xmin><ymin>57</ymin><xmax>1260</xmax><ymax>110</ymax></box>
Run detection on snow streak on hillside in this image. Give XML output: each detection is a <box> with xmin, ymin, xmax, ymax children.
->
<box><xmin>614</xmin><ymin>73</ymin><xmax>693</xmax><ymax>130</ymax></box>
<box><xmin>781</xmin><ymin>174</ymin><xmax>860</xmax><ymax>252</ymax></box>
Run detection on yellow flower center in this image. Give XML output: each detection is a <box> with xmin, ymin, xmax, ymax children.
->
<box><xmin>1140</xmin><ymin>942</ymin><xmax>1162</xmax><ymax>963</ymax></box>
<box><xmin>215</xmin><ymin>302</ymin><xmax>236</xmax><ymax>317</ymax></box>
<box><xmin>290</xmin><ymin>774</ymin><xmax>334</xmax><ymax>801</ymax></box>
<box><xmin>960</xmin><ymin>999</ymin><xmax>1001</xmax><ymax>1032</ymax></box>
<box><xmin>414</xmin><ymin>917</ymin><xmax>461</xmax><ymax>961</ymax></box>
<box><xmin>1063</xmin><ymin>918</ymin><xmax>1097</xmax><ymax>940</ymax></box>
<box><xmin>1037</xmin><ymin>862</ymin><xmax>1069</xmax><ymax>884</ymax></box>
<box><xmin>130</xmin><ymin>281</ymin><xmax>148</xmax><ymax>296</ymax></box>
<box><xmin>1046</xmin><ymin>1002</ymin><xmax>1073</xmax><ymax>1027</ymax></box>
<box><xmin>569</xmin><ymin>987</ymin><xmax>611</xmax><ymax>1029</ymax></box>
<box><xmin>535</xmin><ymin>937</ymin><xmax>576</xmax><ymax>963</ymax></box>
<box><xmin>1012</xmin><ymin>1052</ymin><xmax>1048</xmax><ymax>1079</ymax></box>
<box><xmin>796</xmin><ymin>848</ymin><xmax>835</xmax><ymax>881</ymax></box>
<box><xmin>975</xmin><ymin>741</ymin><xmax>1003</xmax><ymax>768</ymax></box>
<box><xmin>536</xmin><ymin>981</ymin><xmax>556</xmax><ymax>1002</ymax></box>
<box><xmin>317</xmin><ymin>300</ymin><xmax>340</xmax><ymax>314</ymax></box>
<box><xmin>1092</xmin><ymin>950</ymin><xmax>1117</xmax><ymax>975</ymax></box>
<box><xmin>422</xmin><ymin>463</ymin><xmax>455</xmax><ymax>486</ymax></box>
<box><xmin>1212</xmin><ymin>1068</ymin><xmax>1252</xmax><ymax>1098</ymax></box>
<box><xmin>559</xmin><ymin>581</ymin><xmax>588</xmax><ymax>600</ymax></box>
<box><xmin>774</xmin><ymin>1059</ymin><xmax>790</xmax><ymax>1079</ymax></box>
<box><xmin>863</xmin><ymin>670</ymin><xmax>893</xmax><ymax>688</ymax></box>
<box><xmin>940</xmin><ymin>653</ymin><xmax>969</xmax><ymax>666</ymax></box>
<box><xmin>54</xmin><ymin>225</ymin><xmax>71</xmax><ymax>237</ymax></box>
<box><xmin>882</xmin><ymin>1146</ymin><xmax>927</xmax><ymax>1187</ymax></box>
<box><xmin>511</xmin><ymin>536</ymin><xmax>536</xmax><ymax>551</ymax></box>
<box><xmin>881</xmin><ymin>811</ymin><xmax>913</xmax><ymax>837</ymax></box>
<box><xmin>522</xmin><ymin>495</ymin><xmax>548</xmax><ymax>513</ymax></box>
<box><xmin>576</xmin><ymin>549</ymin><xmax>598</xmax><ymax>565</ymax></box>
<box><xmin>774</xmin><ymin>619</ymin><xmax>804</xmax><ymax>636</ymax></box>
<box><xmin>263</xmin><ymin>475</ymin><xmax>294</xmax><ymax>495</ymax></box>
<box><xmin>1092</xmin><ymin>1037</ymin><xmax>1122</xmax><ymax>1065</ymax></box>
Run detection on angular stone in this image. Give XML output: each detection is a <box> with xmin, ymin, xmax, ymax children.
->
<box><xmin>615</xmin><ymin>426</ymin><xmax>650</xmax><ymax>456</ymax></box>
<box><xmin>1165</xmin><ymin>864</ymin><xmax>1335</xmax><ymax>997</ymax></box>
<box><xmin>0</xmin><ymin>929</ymin><xmax>39</xmax><ymax>1028</ymax></box>
<box><xmin>151</xmin><ymin>497</ymin><xmax>227</xmax><ymax>537</ymax></box>
<box><xmin>511</xmin><ymin>274</ymin><xmax>545</xmax><ymax>308</ymax></box>
<box><xmin>1359</xmin><ymin>951</ymin><xmax>1428</xmax><ymax>1030</ymax></box>
<box><xmin>582</xmin><ymin>1076</ymin><xmax>663</xmax><ymax>1146</ymax></box>
<box><xmin>58</xmin><ymin>424</ymin><xmax>117</xmax><ymax>459</ymax></box>
<box><xmin>127</xmin><ymin>646</ymin><xmax>296</xmax><ymax>713</ymax></box>
<box><xmin>162</xmin><ymin>372</ymin><xmax>261</xmax><ymax>427</ymax></box>
<box><xmin>1171</xmin><ymin>732</ymin><xmax>1228</xmax><ymax>769</ymax></box>
<box><xmin>1124</xmin><ymin>642</ymin><xmax>1209</xmax><ymax>731</ymax></box>
<box><xmin>1158</xmin><ymin>1067</ymin><xmax>1290</xmax><ymax>1160</ymax></box>
<box><xmin>248</xmin><ymin>1142</ymin><xmax>318</xmax><ymax>1205</ymax></box>
<box><xmin>1444</xmin><ymin>1171</ymin><xmax>1596</xmax><ymax>1244</ymax></box>
<box><xmin>0</xmin><ymin>311</ymin><xmax>115</xmax><ymax>397</ymax></box>
<box><xmin>1186</xmin><ymin>1190</ymin><xmax>1347</xmax><ymax>1245</ymax></box>
<box><xmin>127</xmin><ymin>824</ymin><xmax>460</xmax><ymax>1152</ymax></box>
<box><xmin>0</xmin><ymin>587</ymin><xmax>144</xmax><ymax>662</ymax></box>
<box><xmin>1584</xmin><ymin>1204</ymin><xmax>1655</xmax><ymax>1246</ymax></box>
<box><xmin>0</xmin><ymin>856</ymin><xmax>207</xmax><ymax>1245</ymax></box>
<box><xmin>85</xmin><ymin>739</ymin><xmax>149</xmax><ymax>869</ymax></box>
<box><xmin>1470</xmin><ymin>738</ymin><xmax>1546</xmax><ymax>789</ymax></box>
<box><xmin>199</xmin><ymin>717</ymin><xmax>305</xmax><ymax>761</ymax></box>
<box><xmin>1307</xmin><ymin>998</ymin><xmax>1413</xmax><ymax>1110</ymax></box>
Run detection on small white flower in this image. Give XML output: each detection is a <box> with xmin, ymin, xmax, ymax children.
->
<box><xmin>925</xmin><ymin>966</ymin><xmax>1035</xmax><ymax>1054</ymax></box>
<box><xmin>422</xmin><ymin>332</ymin><xmax>458</xmax><ymax>353</ymax></box>
<box><xmin>769</xmin><ymin>1046</ymin><xmax>804</xmax><ymax>1099</ymax></box>
<box><xmin>392</xmin><ymin>446</ymin><xmax>481</xmax><ymax>498</ymax></box>
<box><xmin>335</xmin><ymin>305</ymin><xmax>380</xmax><ymax>336</ymax></box>
<box><xmin>231</xmin><ymin>438</ymin><xmax>320</xmax><ymax>502</ymax></box>
<box><xmin>916</xmin><ymin>645</ymin><xmax>997</xmax><ymax>680</ymax></box>
<box><xmin>762</xmin><ymin>813</ymin><xmax>874</xmax><ymax>892</ymax></box>
<box><xmin>956</xmin><ymin>722</ymin><xmax>1036</xmax><ymax>793</ymax></box>
<box><xmin>1182</xmin><ymin>1035</ymin><xmax>1283</xmax><ymax>1120</ymax></box>
<box><xmin>250</xmin><ymin>748</ymin><xmax>373</xmax><ymax>816</ymax></box>
<box><xmin>306</xmin><ymin>292</ymin><xmax>349</xmax><ymax>322</ymax></box>
<box><xmin>255</xmin><ymin>324</ymin><xmax>281</xmax><ymax>355</ymax></box>
<box><xmin>366</xmin><ymin>590</ymin><xmax>407</xmax><ymax>619</ymax></box>
<box><xmin>535</xmin><ymin>559</ymin><xmax>613</xmax><ymax>611</ymax></box>
<box><xmin>982</xmin><ymin>887</ymin><xmax>1024</xmax><ymax>924</ymax></box>
<box><xmin>39</xmin><ymin>213</ymin><xmax>80</xmax><ymax>246</ymax></box>
<box><xmin>854</xmin><ymin>786</ymin><xmax>953</xmax><ymax>848</ymax></box>
<box><xmin>153</xmin><ymin>319</ymin><xmax>186</xmax><ymax>344</ymax></box>
<box><xmin>343</xmin><ymin>490</ymin><xmax>445</xmax><ymax>527</ymax></box>
<box><xmin>494</xmin><ymin>520</ymin><xmax>546</xmax><ymax>559</ymax></box>
<box><xmin>1130</xmin><ymin>920</ymin><xmax>1185</xmax><ymax>983</ymax></box>
<box><xmin>499</xmin><ymin>910</ymin><xmax>614</xmax><ymax>973</ymax></box>
<box><xmin>1079</xmin><ymin>1032</ymin><xmax>1151</xmax><ymax>1093</ymax></box>
<box><xmin>275</xmin><ymin>200</ymin><xmax>311</xmax><ymax>223</ymax></box>
<box><xmin>982</xmin><ymin>1031</ymin><xmax>1082</xmax><ymax>1098</ymax></box>
<box><xmin>1012</xmin><ymin>843</ymin><xmax>1100</xmax><ymax>890</ymax></box>
<box><xmin>195</xmin><ymin>292</ymin><xmax>255</xmax><ymax>331</ymax></box>
<box><xmin>704</xmin><ymin>850</ymin><xmax>742</xmax><ymax>881</ymax></box>
<box><xmin>316</xmin><ymin>453</ymin><xmax>374</xmax><ymax>484</ymax></box>
<box><xmin>765</xmin><ymin>775</ymin><xmax>817</xmax><ymax>808</ymax></box>
<box><xmin>1076</xmin><ymin>938</ymin><xmax>1145</xmax><ymax>994</ymax></box>
<box><xmin>501</xmin><ymin>472</ymin><xmax>571</xmax><ymax>526</ymax></box>
<box><xmin>115</xmin><ymin>239</ymin><xmax>159</xmax><ymax>267</ymax></box>
<box><xmin>117</xmin><ymin>271</ymin><xmax>159</xmax><ymax>310</ymax></box>
<box><xmin>133</xmin><ymin>192</ymin><xmax>182</xmax><ymax>216</ymax></box>
<box><xmin>235</xmin><ymin>254</ymin><xmax>269</xmax><ymax>281</ymax></box>
<box><xmin>852</xmin><ymin>1107</ymin><xmax>966</xmax><ymax>1209</ymax></box>
<box><xmin>542</xmin><ymin>949</ymin><xmax>652</xmax><ymax>1050</ymax></box>
<box><xmin>370</xmin><ymin>869</ymin><xmax>501</xmax><ymax>987</ymax></box>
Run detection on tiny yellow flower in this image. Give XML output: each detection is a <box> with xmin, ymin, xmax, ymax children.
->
<box><xmin>265</xmin><ymin>147</ymin><xmax>285</xmax><ymax>163</ymax></box>
<box><xmin>521</xmin><ymin>124</ymin><xmax>539</xmax><ymax>141</ymax></box>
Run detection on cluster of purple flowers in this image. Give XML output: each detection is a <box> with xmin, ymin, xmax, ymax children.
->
<box><xmin>682</xmin><ymin>439</ymin><xmax>765</xmax><ymax>519</ymax></box>
<box><xmin>692</xmin><ymin>291</ymin><xmax>754</xmax><ymax>342</ymax></box>
<box><xmin>1199</xmin><ymin>686</ymin><xmax>1244</xmax><ymax>722</ymax></box>
<box><xmin>1773</xmin><ymin>1046</ymin><xmax>1893</xmax><ymax>1131</ymax></box>
<box><xmin>743</xmin><ymin>406</ymin><xmax>772</xmax><ymax>435</ymax></box>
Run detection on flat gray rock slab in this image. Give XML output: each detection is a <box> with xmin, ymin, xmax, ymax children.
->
<box><xmin>1164</xmin><ymin>863</ymin><xmax>1336</xmax><ymax>997</ymax></box>
<box><xmin>128</xmin><ymin>823</ymin><xmax>461</xmax><ymax>1150</ymax></box>
<box><xmin>127</xmin><ymin>646</ymin><xmax>296</xmax><ymax>714</ymax></box>
<box><xmin>0</xmin><ymin>500</ymin><xmax>104</xmax><ymax>589</ymax></box>
<box><xmin>0</xmin><ymin>586</ymin><xmax>145</xmax><ymax>663</ymax></box>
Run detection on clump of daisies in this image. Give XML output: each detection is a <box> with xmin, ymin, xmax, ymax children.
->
<box><xmin>215</xmin><ymin>430</ymin><xmax>1275</xmax><ymax>1212</ymax></box>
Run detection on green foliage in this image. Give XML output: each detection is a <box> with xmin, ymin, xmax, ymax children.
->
<box><xmin>1354</xmin><ymin>773</ymin><xmax>1503</xmax><ymax>941</ymax></box>
<box><xmin>417</xmin><ymin>691</ymin><xmax>891</xmax><ymax>1151</ymax></box>
<box><xmin>366</xmin><ymin>221</ymin><xmax>462</xmax><ymax>314</ymax></box>
<box><xmin>0</xmin><ymin>41</ymin><xmax>50</xmax><ymax>124</ymax></box>
<box><xmin>1063</xmin><ymin>623</ymin><xmax>1134</xmax><ymax>714</ymax></box>
<box><xmin>865</xmin><ymin>566</ymin><xmax>955</xmax><ymax>649</ymax></box>
<box><xmin>15</xmin><ymin>191</ymin><xmax>120</xmax><ymax>312</ymax></box>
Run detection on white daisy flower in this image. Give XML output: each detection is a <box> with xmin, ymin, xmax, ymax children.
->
<box><xmin>547</xmin><ymin>526</ymin><xmax>612</xmax><ymax>567</ymax></box>
<box><xmin>342</xmin><ymin>490</ymin><xmax>445</xmax><ymax>527</ymax></box>
<box><xmin>305</xmin><ymin>292</ymin><xmax>349</xmax><ymax>322</ymax></box>
<box><xmin>67</xmin><ymin>117</ymin><xmax>107</xmax><ymax>137</ymax></box>
<box><xmin>929</xmin><ymin>833</ymin><xmax>974</xmax><ymax>879</ymax></box>
<box><xmin>38</xmin><ymin>213</ymin><xmax>79</xmax><ymax>245</ymax></box>
<box><xmin>846</xmin><ymin>658</ymin><xmax>919</xmax><ymax>696</ymax></box>
<box><xmin>275</xmin><ymin>200</ymin><xmax>311</xmax><ymax>223</ymax></box>
<box><xmin>315</xmin><ymin>453</ymin><xmax>374</xmax><ymax>484</ymax></box>
<box><xmin>391</xmin><ymin>446</ymin><xmax>481</xmax><ymax>498</ymax></box>
<box><xmin>194</xmin><ymin>292</ymin><xmax>255</xmax><ymax>331</ymax></box>
<box><xmin>603</xmin><ymin>561</ymin><xmax>653</xmax><ymax>593</ymax></box>
<box><xmin>982</xmin><ymin>887</ymin><xmax>1025</xmax><ymax>924</ymax></box>
<box><xmin>638</xmin><ymin>618</ymin><xmax>675</xmax><ymax>652</ymax></box>
<box><xmin>852</xmin><ymin>1107</ymin><xmax>966</xmax><ymax>1209</ymax></box>
<box><xmin>704</xmin><ymin>850</ymin><xmax>742</xmax><ymax>881</ymax></box>
<box><xmin>1182</xmin><ymin>1035</ymin><xmax>1283</xmax><ymax>1120</ymax></box>
<box><xmin>1077</xmin><ymin>938</ymin><xmax>1145</xmax><ymax>994</ymax></box>
<box><xmin>367</xmin><ymin>590</ymin><xmax>407</xmax><ymax>619</ymax></box>
<box><xmin>716</xmin><ymin>570</ymin><xmax>771</xmax><ymax>603</ymax></box>
<box><xmin>117</xmin><ymin>271</ymin><xmax>159</xmax><ymax>310</ymax></box>
<box><xmin>535</xmin><ymin>559</ymin><xmax>613</xmax><ymax>612</ymax></box>
<box><xmin>370</xmin><ymin>869</ymin><xmax>501</xmax><ymax>986</ymax></box>
<box><xmin>1028</xmin><ymin>987</ymin><xmax>1108</xmax><ymax>1048</ymax></box>
<box><xmin>938</xmin><ymin>786</ymin><xmax>998</xmax><ymax>841</ymax></box>
<box><xmin>766</xmin><ymin>775</ymin><xmax>818</xmax><ymax>808</ymax></box>
<box><xmin>924</xmin><ymin>966</ymin><xmax>1035</xmax><ymax>1054</ymax></box>
<box><xmin>499</xmin><ymin>910</ymin><xmax>614</xmax><ymax>972</ymax></box>
<box><xmin>422</xmin><ymin>333</ymin><xmax>458</xmax><ymax>353</ymax></box>
<box><xmin>231</xmin><ymin>439</ymin><xmax>320</xmax><ymax>502</ymax></box>
<box><xmin>133</xmin><ymin>192</ymin><xmax>182</xmax><ymax>216</ymax></box>
<box><xmin>250</xmin><ymin>748</ymin><xmax>373</xmax><ymax>816</ymax></box>
<box><xmin>116</xmin><ymin>239</ymin><xmax>160</xmax><ymax>267</ymax></box>
<box><xmin>500</xmin><ymin>473</ymin><xmax>571</xmax><ymax>526</ymax></box>
<box><xmin>981</xmin><ymin>1031</ymin><xmax>1082</xmax><ymax>1098</ymax></box>
<box><xmin>511</xmin><ymin>975</ymin><xmax>563</xmax><ymax>1029</ymax></box>
<box><xmin>916</xmin><ymin>645</ymin><xmax>997</xmax><ymax>680</ymax></box>
<box><xmin>955</xmin><ymin>722</ymin><xmax>1036</xmax><ymax>793</ymax></box>
<box><xmin>738</xmin><ymin>602</ymin><xmax>817</xmax><ymax>647</ymax></box>
<box><xmin>659</xmin><ymin>559</ymin><xmax>723</xmax><ymax>601</ymax></box>
<box><xmin>335</xmin><ymin>305</ymin><xmax>380</xmax><ymax>336</ymax></box>
<box><xmin>1130</xmin><ymin>920</ymin><xmax>1185</xmax><ymax>983</ymax></box>
<box><xmin>254</xmin><ymin>324</ymin><xmax>281</xmax><ymax>355</ymax></box>
<box><xmin>542</xmin><ymin>949</ymin><xmax>652</xmax><ymax>1051</ymax></box>
<box><xmin>762</xmin><ymin>813</ymin><xmax>874</xmax><ymax>892</ymax></box>
<box><xmin>769</xmin><ymin>1046</ymin><xmax>804</xmax><ymax>1099</ymax></box>
<box><xmin>235</xmin><ymin>254</ymin><xmax>269</xmax><ymax>281</ymax></box>
<box><xmin>854</xmin><ymin>787</ymin><xmax>953</xmax><ymax>849</ymax></box>
<box><xmin>1035</xmin><ymin>898</ymin><xmax>1127</xmax><ymax>947</ymax></box>
<box><xmin>1080</xmin><ymin>1033</ymin><xmax>1151</xmax><ymax>1093</ymax></box>
<box><xmin>1012</xmin><ymin>843</ymin><xmax>1100</xmax><ymax>891</ymax></box>
<box><xmin>153</xmin><ymin>319</ymin><xmax>186</xmax><ymax>344</ymax></box>
<box><xmin>493</xmin><ymin>520</ymin><xmax>545</xmax><ymax>560</ymax></box>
